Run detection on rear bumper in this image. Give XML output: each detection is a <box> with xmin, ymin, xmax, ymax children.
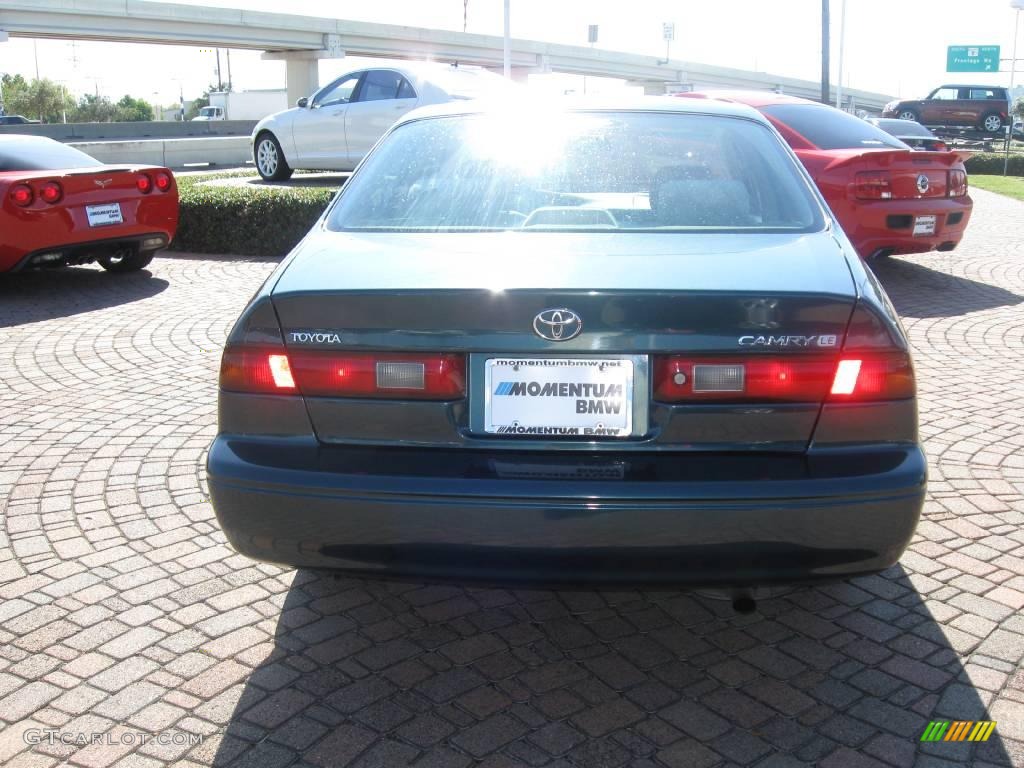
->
<box><xmin>2</xmin><ymin>232</ymin><xmax>172</xmax><ymax>273</ymax></box>
<box><xmin>208</xmin><ymin>438</ymin><xmax>926</xmax><ymax>586</ymax></box>
<box><xmin>842</xmin><ymin>197</ymin><xmax>973</xmax><ymax>258</ymax></box>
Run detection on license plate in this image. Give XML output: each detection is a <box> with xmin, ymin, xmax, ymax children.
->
<box><xmin>86</xmin><ymin>203</ymin><xmax>123</xmax><ymax>227</ymax></box>
<box><xmin>485</xmin><ymin>357</ymin><xmax>634</xmax><ymax>437</ymax></box>
<box><xmin>913</xmin><ymin>215</ymin><xmax>936</xmax><ymax>236</ymax></box>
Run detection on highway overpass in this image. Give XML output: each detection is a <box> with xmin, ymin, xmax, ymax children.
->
<box><xmin>0</xmin><ymin>0</ymin><xmax>894</xmax><ymax>111</ymax></box>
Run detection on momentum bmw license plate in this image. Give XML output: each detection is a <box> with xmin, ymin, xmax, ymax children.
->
<box><xmin>913</xmin><ymin>215</ymin><xmax>937</xmax><ymax>236</ymax></box>
<box><xmin>485</xmin><ymin>358</ymin><xmax>634</xmax><ymax>437</ymax></box>
<box><xmin>86</xmin><ymin>203</ymin><xmax>123</xmax><ymax>227</ymax></box>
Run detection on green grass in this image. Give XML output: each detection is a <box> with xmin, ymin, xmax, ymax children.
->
<box><xmin>969</xmin><ymin>174</ymin><xmax>1024</xmax><ymax>202</ymax></box>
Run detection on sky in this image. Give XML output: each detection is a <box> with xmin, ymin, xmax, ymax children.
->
<box><xmin>0</xmin><ymin>0</ymin><xmax>1022</xmax><ymax>107</ymax></box>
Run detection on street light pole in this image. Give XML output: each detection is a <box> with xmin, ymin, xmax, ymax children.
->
<box><xmin>503</xmin><ymin>0</ymin><xmax>511</xmax><ymax>79</ymax></box>
<box><xmin>821</xmin><ymin>0</ymin><xmax>830</xmax><ymax>105</ymax></box>
<box><xmin>1005</xmin><ymin>1</ymin><xmax>1022</xmax><ymax>175</ymax></box>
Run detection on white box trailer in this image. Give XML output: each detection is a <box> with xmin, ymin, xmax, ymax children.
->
<box><xmin>207</xmin><ymin>90</ymin><xmax>288</xmax><ymax>121</ymax></box>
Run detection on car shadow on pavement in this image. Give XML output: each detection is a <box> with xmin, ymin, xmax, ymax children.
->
<box><xmin>870</xmin><ymin>257</ymin><xmax>1023</xmax><ymax>319</ymax></box>
<box><xmin>201</xmin><ymin>565</ymin><xmax>1016</xmax><ymax>767</ymax></box>
<box><xmin>0</xmin><ymin>266</ymin><xmax>168</xmax><ymax>327</ymax></box>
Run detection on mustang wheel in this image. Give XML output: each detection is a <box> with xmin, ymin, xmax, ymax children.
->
<box><xmin>98</xmin><ymin>249</ymin><xmax>155</xmax><ymax>273</ymax></box>
<box><xmin>255</xmin><ymin>133</ymin><xmax>294</xmax><ymax>181</ymax></box>
<box><xmin>981</xmin><ymin>113</ymin><xmax>1003</xmax><ymax>134</ymax></box>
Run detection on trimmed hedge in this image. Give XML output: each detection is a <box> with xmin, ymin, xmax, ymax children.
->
<box><xmin>170</xmin><ymin>174</ymin><xmax>338</xmax><ymax>257</ymax></box>
<box><xmin>965</xmin><ymin>152</ymin><xmax>1024</xmax><ymax>177</ymax></box>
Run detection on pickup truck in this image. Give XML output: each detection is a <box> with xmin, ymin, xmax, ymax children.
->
<box><xmin>882</xmin><ymin>85</ymin><xmax>1011</xmax><ymax>134</ymax></box>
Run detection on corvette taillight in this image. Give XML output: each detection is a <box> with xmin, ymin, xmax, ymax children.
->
<box><xmin>40</xmin><ymin>181</ymin><xmax>63</xmax><ymax>204</ymax></box>
<box><xmin>136</xmin><ymin>174</ymin><xmax>153</xmax><ymax>194</ymax></box>
<box><xmin>220</xmin><ymin>347</ymin><xmax>466</xmax><ymax>399</ymax></box>
<box><xmin>154</xmin><ymin>172</ymin><xmax>173</xmax><ymax>192</ymax></box>
<box><xmin>10</xmin><ymin>184</ymin><xmax>33</xmax><ymax>207</ymax></box>
<box><xmin>948</xmin><ymin>170</ymin><xmax>968</xmax><ymax>197</ymax></box>
<box><xmin>854</xmin><ymin>171</ymin><xmax>892</xmax><ymax>200</ymax></box>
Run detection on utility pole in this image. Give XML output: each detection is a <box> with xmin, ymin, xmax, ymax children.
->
<box><xmin>1005</xmin><ymin>0</ymin><xmax>1022</xmax><ymax>175</ymax></box>
<box><xmin>835</xmin><ymin>0</ymin><xmax>846</xmax><ymax>109</ymax></box>
<box><xmin>226</xmin><ymin>49</ymin><xmax>232</xmax><ymax>91</ymax></box>
<box><xmin>216</xmin><ymin>48</ymin><xmax>223</xmax><ymax>91</ymax></box>
<box><xmin>821</xmin><ymin>0</ymin><xmax>830</xmax><ymax>105</ymax></box>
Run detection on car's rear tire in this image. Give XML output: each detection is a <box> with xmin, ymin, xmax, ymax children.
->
<box><xmin>98</xmin><ymin>249</ymin><xmax>155</xmax><ymax>273</ymax></box>
<box><xmin>980</xmin><ymin>113</ymin><xmax>1003</xmax><ymax>134</ymax></box>
<box><xmin>896</xmin><ymin>109</ymin><xmax>919</xmax><ymax>122</ymax></box>
<box><xmin>255</xmin><ymin>133</ymin><xmax>294</xmax><ymax>181</ymax></box>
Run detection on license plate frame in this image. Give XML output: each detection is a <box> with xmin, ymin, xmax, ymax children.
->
<box><xmin>483</xmin><ymin>356</ymin><xmax>637</xmax><ymax>438</ymax></box>
<box><xmin>912</xmin><ymin>214</ymin><xmax>937</xmax><ymax>236</ymax></box>
<box><xmin>86</xmin><ymin>203</ymin><xmax>124</xmax><ymax>227</ymax></box>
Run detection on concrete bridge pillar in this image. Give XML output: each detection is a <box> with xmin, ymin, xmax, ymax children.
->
<box><xmin>285</xmin><ymin>57</ymin><xmax>319</xmax><ymax>106</ymax></box>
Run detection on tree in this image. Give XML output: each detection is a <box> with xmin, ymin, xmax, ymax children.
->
<box><xmin>71</xmin><ymin>93</ymin><xmax>119</xmax><ymax>123</ymax></box>
<box><xmin>1</xmin><ymin>75</ymin><xmax>73</xmax><ymax>122</ymax></box>
<box><xmin>114</xmin><ymin>95</ymin><xmax>154</xmax><ymax>122</ymax></box>
<box><xmin>1014</xmin><ymin>97</ymin><xmax>1024</xmax><ymax>121</ymax></box>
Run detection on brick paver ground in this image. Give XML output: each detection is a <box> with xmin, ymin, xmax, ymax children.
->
<box><xmin>1</xmin><ymin>189</ymin><xmax>1022</xmax><ymax>767</ymax></box>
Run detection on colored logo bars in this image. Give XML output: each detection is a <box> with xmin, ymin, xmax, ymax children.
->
<box><xmin>921</xmin><ymin>721</ymin><xmax>997</xmax><ymax>742</ymax></box>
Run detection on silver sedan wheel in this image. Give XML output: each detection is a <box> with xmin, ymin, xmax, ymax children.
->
<box><xmin>983</xmin><ymin>114</ymin><xmax>1002</xmax><ymax>133</ymax></box>
<box><xmin>256</xmin><ymin>138</ymin><xmax>279</xmax><ymax>177</ymax></box>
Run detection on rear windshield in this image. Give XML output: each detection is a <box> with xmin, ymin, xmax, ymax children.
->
<box><xmin>872</xmin><ymin>119</ymin><xmax>932</xmax><ymax>137</ymax></box>
<box><xmin>328</xmin><ymin>111</ymin><xmax>824</xmax><ymax>233</ymax></box>
<box><xmin>0</xmin><ymin>137</ymin><xmax>103</xmax><ymax>171</ymax></box>
<box><xmin>763</xmin><ymin>104</ymin><xmax>905</xmax><ymax>150</ymax></box>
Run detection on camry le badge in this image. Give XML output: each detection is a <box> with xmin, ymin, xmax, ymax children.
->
<box><xmin>533</xmin><ymin>308</ymin><xmax>582</xmax><ymax>341</ymax></box>
<box><xmin>94</xmin><ymin>179</ymin><xmax>113</xmax><ymax>188</ymax></box>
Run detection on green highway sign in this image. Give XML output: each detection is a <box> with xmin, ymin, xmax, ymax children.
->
<box><xmin>946</xmin><ymin>45</ymin><xmax>1000</xmax><ymax>72</ymax></box>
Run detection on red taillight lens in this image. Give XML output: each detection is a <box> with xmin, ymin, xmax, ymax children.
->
<box><xmin>290</xmin><ymin>352</ymin><xmax>466</xmax><ymax>399</ymax></box>
<box><xmin>948</xmin><ymin>170</ymin><xmax>968</xmax><ymax>197</ymax></box>
<box><xmin>828</xmin><ymin>353</ymin><xmax>914</xmax><ymax>400</ymax></box>
<box><xmin>154</xmin><ymin>172</ymin><xmax>172</xmax><ymax>192</ymax></box>
<box><xmin>136</xmin><ymin>174</ymin><xmax>153</xmax><ymax>193</ymax></box>
<box><xmin>653</xmin><ymin>357</ymin><xmax>838</xmax><ymax>402</ymax></box>
<box><xmin>10</xmin><ymin>184</ymin><xmax>33</xmax><ymax>207</ymax></box>
<box><xmin>220</xmin><ymin>348</ymin><xmax>466</xmax><ymax>399</ymax></box>
<box><xmin>220</xmin><ymin>346</ymin><xmax>297</xmax><ymax>394</ymax></box>
<box><xmin>854</xmin><ymin>171</ymin><xmax>892</xmax><ymax>200</ymax></box>
<box><xmin>40</xmin><ymin>181</ymin><xmax>63</xmax><ymax>204</ymax></box>
<box><xmin>932</xmin><ymin>141</ymin><xmax>947</xmax><ymax>152</ymax></box>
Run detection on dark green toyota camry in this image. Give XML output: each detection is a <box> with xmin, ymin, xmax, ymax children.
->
<box><xmin>208</xmin><ymin>96</ymin><xmax>925</xmax><ymax>586</ymax></box>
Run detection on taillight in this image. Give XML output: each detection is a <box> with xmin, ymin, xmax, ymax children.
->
<box><xmin>136</xmin><ymin>174</ymin><xmax>153</xmax><ymax>194</ymax></box>
<box><xmin>290</xmin><ymin>352</ymin><xmax>465</xmax><ymax>399</ymax></box>
<box><xmin>154</xmin><ymin>172</ymin><xmax>172</xmax><ymax>192</ymax></box>
<box><xmin>948</xmin><ymin>170</ymin><xmax>968</xmax><ymax>197</ymax></box>
<box><xmin>10</xmin><ymin>184</ymin><xmax>33</xmax><ymax>207</ymax></box>
<box><xmin>653</xmin><ymin>357</ymin><xmax>837</xmax><ymax>402</ymax></box>
<box><xmin>220</xmin><ymin>346</ymin><xmax>297</xmax><ymax>394</ymax></box>
<box><xmin>854</xmin><ymin>171</ymin><xmax>892</xmax><ymax>200</ymax></box>
<box><xmin>932</xmin><ymin>141</ymin><xmax>947</xmax><ymax>152</ymax></box>
<box><xmin>828</xmin><ymin>354</ymin><xmax>914</xmax><ymax>400</ymax></box>
<box><xmin>220</xmin><ymin>347</ymin><xmax>466</xmax><ymax>399</ymax></box>
<box><xmin>40</xmin><ymin>181</ymin><xmax>63</xmax><ymax>204</ymax></box>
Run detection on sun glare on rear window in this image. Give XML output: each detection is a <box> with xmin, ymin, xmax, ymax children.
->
<box><xmin>328</xmin><ymin>111</ymin><xmax>824</xmax><ymax>233</ymax></box>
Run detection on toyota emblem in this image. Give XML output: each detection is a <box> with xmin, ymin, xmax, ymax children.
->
<box><xmin>916</xmin><ymin>174</ymin><xmax>930</xmax><ymax>195</ymax></box>
<box><xmin>533</xmin><ymin>308</ymin><xmax>582</xmax><ymax>341</ymax></box>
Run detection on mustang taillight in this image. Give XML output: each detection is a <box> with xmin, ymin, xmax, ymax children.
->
<box><xmin>154</xmin><ymin>172</ymin><xmax>173</xmax><ymax>192</ymax></box>
<box><xmin>948</xmin><ymin>170</ymin><xmax>968</xmax><ymax>197</ymax></box>
<box><xmin>40</xmin><ymin>181</ymin><xmax>63</xmax><ymax>204</ymax></box>
<box><xmin>220</xmin><ymin>347</ymin><xmax>466</xmax><ymax>399</ymax></box>
<box><xmin>10</xmin><ymin>184</ymin><xmax>33</xmax><ymax>207</ymax></box>
<box><xmin>854</xmin><ymin>171</ymin><xmax>892</xmax><ymax>200</ymax></box>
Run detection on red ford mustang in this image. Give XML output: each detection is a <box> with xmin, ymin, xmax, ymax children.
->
<box><xmin>1</xmin><ymin>135</ymin><xmax>178</xmax><ymax>273</ymax></box>
<box><xmin>677</xmin><ymin>92</ymin><xmax>973</xmax><ymax>259</ymax></box>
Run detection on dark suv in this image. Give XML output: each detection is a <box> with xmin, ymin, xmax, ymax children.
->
<box><xmin>882</xmin><ymin>85</ymin><xmax>1010</xmax><ymax>134</ymax></box>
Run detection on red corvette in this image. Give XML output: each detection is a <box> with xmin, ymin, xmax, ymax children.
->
<box><xmin>677</xmin><ymin>92</ymin><xmax>973</xmax><ymax>259</ymax></box>
<box><xmin>1</xmin><ymin>135</ymin><xmax>178</xmax><ymax>273</ymax></box>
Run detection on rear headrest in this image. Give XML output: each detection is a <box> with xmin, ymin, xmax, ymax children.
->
<box><xmin>653</xmin><ymin>179</ymin><xmax>751</xmax><ymax>227</ymax></box>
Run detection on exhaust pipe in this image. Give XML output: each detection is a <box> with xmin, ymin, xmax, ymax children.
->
<box><xmin>731</xmin><ymin>592</ymin><xmax>757</xmax><ymax>615</ymax></box>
